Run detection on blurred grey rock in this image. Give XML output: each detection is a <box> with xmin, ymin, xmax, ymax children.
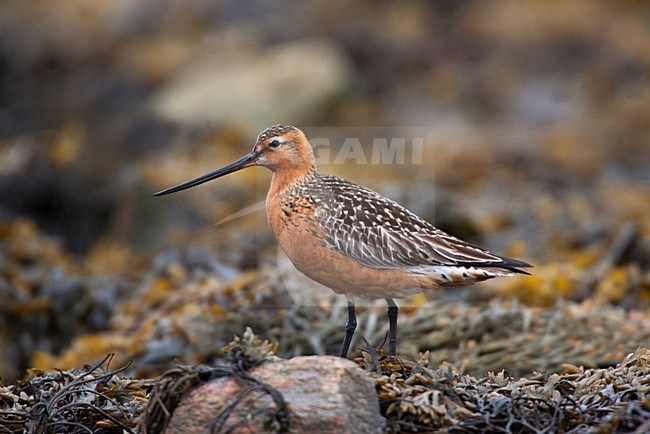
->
<box><xmin>165</xmin><ymin>355</ymin><xmax>384</xmax><ymax>434</ymax></box>
<box><xmin>148</xmin><ymin>38</ymin><xmax>354</xmax><ymax>130</ymax></box>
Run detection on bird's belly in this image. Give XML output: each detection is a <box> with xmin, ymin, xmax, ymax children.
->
<box><xmin>276</xmin><ymin>224</ymin><xmax>434</xmax><ymax>299</ymax></box>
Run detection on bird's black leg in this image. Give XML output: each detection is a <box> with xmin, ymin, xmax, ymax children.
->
<box><xmin>339</xmin><ymin>299</ymin><xmax>357</xmax><ymax>358</ymax></box>
<box><xmin>386</xmin><ymin>298</ymin><xmax>398</xmax><ymax>356</ymax></box>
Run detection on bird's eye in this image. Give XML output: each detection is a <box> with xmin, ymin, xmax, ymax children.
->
<box><xmin>269</xmin><ymin>140</ymin><xmax>281</xmax><ymax>148</ymax></box>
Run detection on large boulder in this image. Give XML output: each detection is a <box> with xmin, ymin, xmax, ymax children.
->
<box><xmin>149</xmin><ymin>38</ymin><xmax>354</xmax><ymax>130</ymax></box>
<box><xmin>165</xmin><ymin>355</ymin><xmax>385</xmax><ymax>433</ymax></box>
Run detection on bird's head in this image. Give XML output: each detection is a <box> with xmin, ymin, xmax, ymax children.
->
<box><xmin>154</xmin><ymin>124</ymin><xmax>316</xmax><ymax>196</ymax></box>
<box><xmin>252</xmin><ymin>124</ymin><xmax>316</xmax><ymax>171</ymax></box>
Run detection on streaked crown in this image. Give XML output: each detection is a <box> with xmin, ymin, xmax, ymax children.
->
<box><xmin>256</xmin><ymin>124</ymin><xmax>300</xmax><ymax>144</ymax></box>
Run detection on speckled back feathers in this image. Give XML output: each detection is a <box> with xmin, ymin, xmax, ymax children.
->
<box><xmin>276</xmin><ymin>172</ymin><xmax>531</xmax><ymax>277</ymax></box>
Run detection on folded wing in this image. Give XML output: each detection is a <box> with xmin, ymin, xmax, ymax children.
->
<box><xmin>311</xmin><ymin>175</ymin><xmax>531</xmax><ymax>273</ymax></box>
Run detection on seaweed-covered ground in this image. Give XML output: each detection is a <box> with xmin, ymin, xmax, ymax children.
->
<box><xmin>2</xmin><ymin>330</ymin><xmax>649</xmax><ymax>433</ymax></box>
<box><xmin>1</xmin><ymin>220</ymin><xmax>650</xmax><ymax>432</ymax></box>
<box><xmin>1</xmin><ymin>219</ymin><xmax>649</xmax><ymax>381</ymax></box>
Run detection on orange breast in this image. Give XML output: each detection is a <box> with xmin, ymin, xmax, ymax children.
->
<box><xmin>266</xmin><ymin>192</ymin><xmax>437</xmax><ymax>299</ymax></box>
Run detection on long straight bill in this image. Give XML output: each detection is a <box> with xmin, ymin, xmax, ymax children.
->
<box><xmin>154</xmin><ymin>152</ymin><xmax>256</xmax><ymax>196</ymax></box>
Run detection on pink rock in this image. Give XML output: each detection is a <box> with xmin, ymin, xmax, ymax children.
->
<box><xmin>165</xmin><ymin>355</ymin><xmax>385</xmax><ymax>433</ymax></box>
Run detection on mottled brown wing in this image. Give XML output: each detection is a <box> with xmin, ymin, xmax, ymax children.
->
<box><xmin>310</xmin><ymin>175</ymin><xmax>528</xmax><ymax>271</ymax></box>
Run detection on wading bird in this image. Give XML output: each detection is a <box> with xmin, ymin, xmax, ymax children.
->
<box><xmin>155</xmin><ymin>125</ymin><xmax>531</xmax><ymax>358</ymax></box>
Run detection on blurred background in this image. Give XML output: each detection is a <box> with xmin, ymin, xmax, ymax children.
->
<box><xmin>1</xmin><ymin>0</ymin><xmax>649</xmax><ymax>379</ymax></box>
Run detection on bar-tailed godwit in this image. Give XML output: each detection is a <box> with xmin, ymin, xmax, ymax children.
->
<box><xmin>155</xmin><ymin>125</ymin><xmax>531</xmax><ymax>358</ymax></box>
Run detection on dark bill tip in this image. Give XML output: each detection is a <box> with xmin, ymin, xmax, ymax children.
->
<box><xmin>154</xmin><ymin>152</ymin><xmax>256</xmax><ymax>196</ymax></box>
